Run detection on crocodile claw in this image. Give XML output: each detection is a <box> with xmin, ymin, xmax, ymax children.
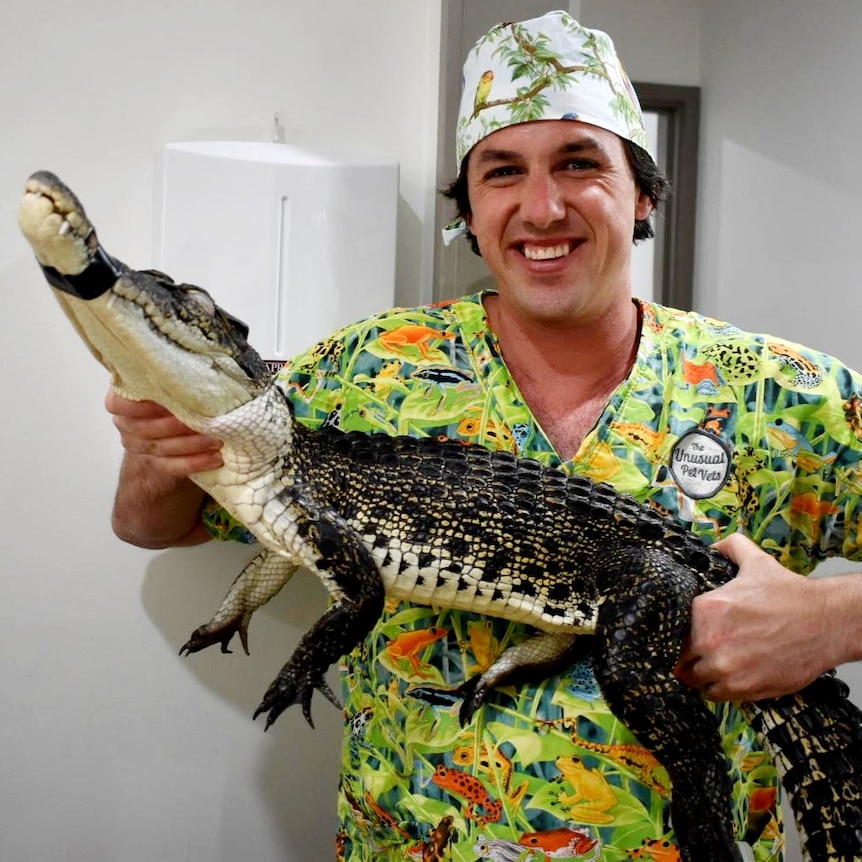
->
<box><xmin>253</xmin><ymin>664</ymin><xmax>342</xmax><ymax>730</ymax></box>
<box><xmin>178</xmin><ymin>552</ymin><xmax>296</xmax><ymax>659</ymax></box>
<box><xmin>179</xmin><ymin>621</ymin><xmax>246</xmax><ymax>656</ymax></box>
<box><xmin>454</xmin><ymin>674</ymin><xmax>492</xmax><ymax>727</ymax></box>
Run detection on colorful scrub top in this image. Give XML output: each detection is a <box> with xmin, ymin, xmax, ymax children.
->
<box><xmin>204</xmin><ymin>293</ymin><xmax>862</xmax><ymax>861</ymax></box>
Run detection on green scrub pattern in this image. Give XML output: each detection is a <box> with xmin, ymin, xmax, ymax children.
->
<box><xmin>205</xmin><ymin>293</ymin><xmax>862</xmax><ymax>860</ymax></box>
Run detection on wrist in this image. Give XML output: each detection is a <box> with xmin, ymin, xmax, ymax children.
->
<box><xmin>818</xmin><ymin>573</ymin><xmax>862</xmax><ymax>666</ymax></box>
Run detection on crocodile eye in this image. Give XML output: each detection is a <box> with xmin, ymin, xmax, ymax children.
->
<box><xmin>184</xmin><ymin>288</ymin><xmax>216</xmax><ymax>316</ymax></box>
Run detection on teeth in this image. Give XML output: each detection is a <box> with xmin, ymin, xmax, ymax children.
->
<box><xmin>58</xmin><ymin>219</ymin><xmax>72</xmax><ymax>236</ymax></box>
<box><xmin>523</xmin><ymin>243</ymin><xmax>570</xmax><ymax>261</ymax></box>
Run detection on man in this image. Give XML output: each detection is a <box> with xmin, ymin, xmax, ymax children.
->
<box><xmin>108</xmin><ymin>11</ymin><xmax>862</xmax><ymax>859</ymax></box>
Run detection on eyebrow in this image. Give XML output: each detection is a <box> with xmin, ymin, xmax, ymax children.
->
<box><xmin>472</xmin><ymin>136</ymin><xmax>608</xmax><ymax>166</ymax></box>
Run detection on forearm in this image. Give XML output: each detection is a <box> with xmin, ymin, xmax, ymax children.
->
<box><xmin>111</xmin><ymin>451</ymin><xmax>212</xmax><ymax>548</ymax></box>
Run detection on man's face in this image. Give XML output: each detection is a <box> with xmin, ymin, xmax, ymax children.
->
<box><xmin>465</xmin><ymin>121</ymin><xmax>653</xmax><ymax>326</ymax></box>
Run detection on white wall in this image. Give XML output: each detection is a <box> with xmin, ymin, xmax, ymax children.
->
<box><xmin>583</xmin><ymin>0</ymin><xmax>702</xmax><ymax>85</ymax></box>
<box><xmin>0</xmin><ymin>2</ymin><xmax>439</xmax><ymax>860</ymax></box>
<box><xmin>696</xmin><ymin>1</ymin><xmax>862</xmax><ymax>366</ymax></box>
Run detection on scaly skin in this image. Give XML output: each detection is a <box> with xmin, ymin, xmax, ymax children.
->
<box><xmin>179</xmin><ymin>552</ymin><xmax>298</xmax><ymax>655</ymax></box>
<box><xmin>18</xmin><ymin>171</ymin><xmax>862</xmax><ymax>861</ymax></box>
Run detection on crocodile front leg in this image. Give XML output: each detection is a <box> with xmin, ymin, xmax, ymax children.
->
<box><xmin>594</xmin><ymin>546</ymin><xmax>740</xmax><ymax>862</ymax></box>
<box><xmin>180</xmin><ymin>550</ymin><xmax>298</xmax><ymax>655</ymax></box>
<box><xmin>253</xmin><ymin>508</ymin><xmax>385</xmax><ymax>730</ymax></box>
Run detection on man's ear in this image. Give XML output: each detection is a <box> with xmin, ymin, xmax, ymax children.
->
<box><xmin>635</xmin><ymin>190</ymin><xmax>653</xmax><ymax>222</ymax></box>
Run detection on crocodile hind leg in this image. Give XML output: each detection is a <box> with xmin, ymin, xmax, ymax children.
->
<box><xmin>456</xmin><ymin>631</ymin><xmax>589</xmax><ymax>725</ymax></box>
<box><xmin>253</xmin><ymin>507</ymin><xmax>385</xmax><ymax>730</ymax></box>
<box><xmin>594</xmin><ymin>546</ymin><xmax>740</xmax><ymax>862</ymax></box>
<box><xmin>744</xmin><ymin>673</ymin><xmax>862</xmax><ymax>860</ymax></box>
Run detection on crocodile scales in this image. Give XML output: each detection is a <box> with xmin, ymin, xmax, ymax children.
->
<box><xmin>17</xmin><ymin>171</ymin><xmax>862</xmax><ymax>862</ymax></box>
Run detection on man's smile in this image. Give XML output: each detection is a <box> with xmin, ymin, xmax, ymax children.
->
<box><xmin>520</xmin><ymin>241</ymin><xmax>580</xmax><ymax>261</ymax></box>
<box><xmin>522</xmin><ymin>242</ymin><xmax>572</xmax><ymax>261</ymax></box>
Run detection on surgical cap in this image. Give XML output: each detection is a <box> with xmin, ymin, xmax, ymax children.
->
<box><xmin>455</xmin><ymin>10</ymin><xmax>651</xmax><ymax>166</ymax></box>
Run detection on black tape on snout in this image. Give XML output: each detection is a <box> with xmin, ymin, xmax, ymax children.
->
<box><xmin>40</xmin><ymin>246</ymin><xmax>121</xmax><ymax>300</ymax></box>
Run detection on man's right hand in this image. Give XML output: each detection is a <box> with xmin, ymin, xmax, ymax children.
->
<box><xmin>105</xmin><ymin>390</ymin><xmax>221</xmax><ymax>547</ymax></box>
<box><xmin>105</xmin><ymin>390</ymin><xmax>223</xmax><ymax>476</ymax></box>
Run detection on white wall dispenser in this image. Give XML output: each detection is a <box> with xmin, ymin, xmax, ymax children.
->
<box><xmin>159</xmin><ymin>141</ymin><xmax>399</xmax><ymax>371</ymax></box>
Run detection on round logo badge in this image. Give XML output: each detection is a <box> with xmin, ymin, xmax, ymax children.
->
<box><xmin>669</xmin><ymin>429</ymin><xmax>732</xmax><ymax>500</ymax></box>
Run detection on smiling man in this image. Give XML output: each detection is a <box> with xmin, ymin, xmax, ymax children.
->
<box><xmin>464</xmin><ymin>122</ymin><xmax>652</xmax><ymax>461</ymax></box>
<box><xmin>107</xmin><ymin>11</ymin><xmax>862</xmax><ymax>860</ymax></box>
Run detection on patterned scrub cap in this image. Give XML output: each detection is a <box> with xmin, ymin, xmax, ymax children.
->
<box><xmin>444</xmin><ymin>10</ymin><xmax>651</xmax><ymax>244</ymax></box>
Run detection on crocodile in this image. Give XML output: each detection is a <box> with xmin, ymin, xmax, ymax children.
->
<box><xmin>17</xmin><ymin>170</ymin><xmax>862</xmax><ymax>862</ymax></box>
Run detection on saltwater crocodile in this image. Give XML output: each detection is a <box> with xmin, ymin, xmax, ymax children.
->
<box><xmin>17</xmin><ymin>170</ymin><xmax>862</xmax><ymax>862</ymax></box>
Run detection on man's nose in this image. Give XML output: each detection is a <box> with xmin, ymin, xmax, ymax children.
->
<box><xmin>520</xmin><ymin>174</ymin><xmax>566</xmax><ymax>228</ymax></box>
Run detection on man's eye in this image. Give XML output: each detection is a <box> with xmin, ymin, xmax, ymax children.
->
<box><xmin>565</xmin><ymin>159</ymin><xmax>598</xmax><ymax>171</ymax></box>
<box><xmin>485</xmin><ymin>166</ymin><xmax>520</xmax><ymax>180</ymax></box>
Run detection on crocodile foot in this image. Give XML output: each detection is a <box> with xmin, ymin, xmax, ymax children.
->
<box><xmin>18</xmin><ymin>171</ymin><xmax>98</xmax><ymax>274</ymax></box>
<box><xmin>253</xmin><ymin>660</ymin><xmax>342</xmax><ymax>730</ymax></box>
<box><xmin>179</xmin><ymin>554</ymin><xmax>298</xmax><ymax>658</ymax></box>
<box><xmin>456</xmin><ymin>631</ymin><xmax>587</xmax><ymax>725</ymax></box>
<box><xmin>179</xmin><ymin>620</ymin><xmax>247</xmax><ymax>656</ymax></box>
<box><xmin>454</xmin><ymin>674</ymin><xmax>494</xmax><ymax>726</ymax></box>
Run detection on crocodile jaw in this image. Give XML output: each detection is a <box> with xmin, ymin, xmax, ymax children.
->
<box><xmin>18</xmin><ymin>181</ymin><xmax>97</xmax><ymax>274</ymax></box>
<box><xmin>52</xmin><ymin>285</ymin><xmax>262</xmax><ymax>421</ymax></box>
<box><xmin>19</xmin><ymin>171</ymin><xmax>266</xmax><ymax>420</ymax></box>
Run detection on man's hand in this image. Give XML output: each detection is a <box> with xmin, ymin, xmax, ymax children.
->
<box><xmin>105</xmin><ymin>390</ymin><xmax>220</xmax><ymax>547</ymax></box>
<box><xmin>674</xmin><ymin>533</ymin><xmax>862</xmax><ymax>702</ymax></box>
<box><xmin>105</xmin><ymin>390</ymin><xmax>223</xmax><ymax>475</ymax></box>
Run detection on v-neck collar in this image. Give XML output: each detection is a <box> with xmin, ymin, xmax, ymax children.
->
<box><xmin>451</xmin><ymin>291</ymin><xmax>660</xmax><ymax>472</ymax></box>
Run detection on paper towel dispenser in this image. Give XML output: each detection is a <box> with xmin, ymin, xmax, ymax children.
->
<box><xmin>158</xmin><ymin>141</ymin><xmax>399</xmax><ymax>372</ymax></box>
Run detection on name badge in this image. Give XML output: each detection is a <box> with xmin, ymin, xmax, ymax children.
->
<box><xmin>669</xmin><ymin>429</ymin><xmax>732</xmax><ymax>500</ymax></box>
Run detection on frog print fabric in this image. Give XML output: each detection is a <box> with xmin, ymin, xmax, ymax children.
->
<box><xmin>204</xmin><ymin>293</ymin><xmax>862</xmax><ymax>860</ymax></box>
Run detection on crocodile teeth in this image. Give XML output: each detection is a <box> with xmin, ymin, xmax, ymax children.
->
<box><xmin>58</xmin><ymin>219</ymin><xmax>72</xmax><ymax>236</ymax></box>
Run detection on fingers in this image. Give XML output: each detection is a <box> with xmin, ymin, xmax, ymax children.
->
<box><xmin>105</xmin><ymin>388</ymin><xmax>223</xmax><ymax>474</ymax></box>
<box><xmin>105</xmin><ymin>389</ymin><xmax>166</xmax><ymax>417</ymax></box>
<box><xmin>673</xmin><ymin>654</ymin><xmax>725</xmax><ymax>701</ymax></box>
<box><xmin>674</xmin><ymin>535</ymin><xmax>831</xmax><ymax>702</ymax></box>
<box><xmin>710</xmin><ymin>531</ymin><xmax>760</xmax><ymax>564</ymax></box>
<box><xmin>672</xmin><ymin>648</ymin><xmax>703</xmax><ymax>690</ymax></box>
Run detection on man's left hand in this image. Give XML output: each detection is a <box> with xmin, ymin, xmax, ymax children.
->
<box><xmin>674</xmin><ymin>532</ymin><xmax>860</xmax><ymax>701</ymax></box>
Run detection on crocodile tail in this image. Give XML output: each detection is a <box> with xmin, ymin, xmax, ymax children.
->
<box><xmin>743</xmin><ymin>672</ymin><xmax>862</xmax><ymax>860</ymax></box>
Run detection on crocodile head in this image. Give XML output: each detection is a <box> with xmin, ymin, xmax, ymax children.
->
<box><xmin>18</xmin><ymin>170</ymin><xmax>268</xmax><ymax>420</ymax></box>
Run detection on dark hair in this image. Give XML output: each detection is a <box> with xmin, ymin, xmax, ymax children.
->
<box><xmin>441</xmin><ymin>140</ymin><xmax>671</xmax><ymax>256</ymax></box>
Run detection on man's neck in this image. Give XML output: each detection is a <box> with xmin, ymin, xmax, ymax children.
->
<box><xmin>485</xmin><ymin>292</ymin><xmax>640</xmax><ymax>387</ymax></box>
<box><xmin>484</xmin><ymin>293</ymin><xmax>641</xmax><ymax>460</ymax></box>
